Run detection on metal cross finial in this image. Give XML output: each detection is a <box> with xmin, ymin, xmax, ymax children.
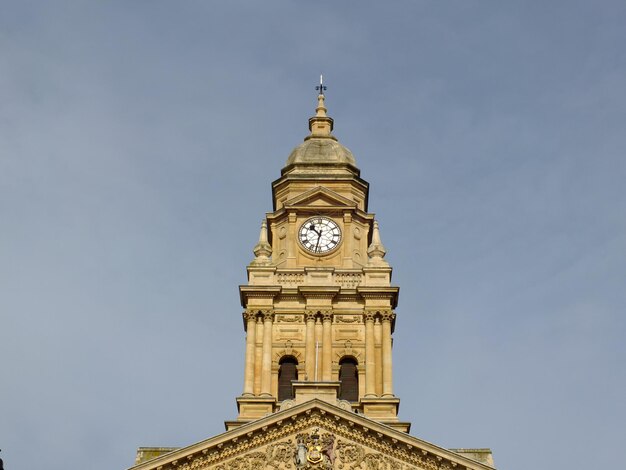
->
<box><xmin>315</xmin><ymin>74</ymin><xmax>327</xmax><ymax>95</ymax></box>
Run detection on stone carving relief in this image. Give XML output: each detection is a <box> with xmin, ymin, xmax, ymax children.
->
<box><xmin>276</xmin><ymin>315</ymin><xmax>303</xmax><ymax>323</ymax></box>
<box><xmin>334</xmin><ymin>440</ymin><xmax>415</xmax><ymax>470</ymax></box>
<box><xmin>205</xmin><ymin>431</ymin><xmax>414</xmax><ymax>470</ymax></box>
<box><xmin>294</xmin><ymin>428</ymin><xmax>335</xmax><ymax>470</ymax></box>
<box><xmin>335</xmin><ymin>315</ymin><xmax>362</xmax><ymax>324</ymax></box>
<box><xmin>175</xmin><ymin>456</ymin><xmax>209</xmax><ymax>470</ymax></box>
<box><xmin>161</xmin><ymin>414</ymin><xmax>463</xmax><ymax>470</ymax></box>
<box><xmin>214</xmin><ymin>440</ymin><xmax>293</xmax><ymax>470</ymax></box>
<box><xmin>278</xmin><ymin>399</ymin><xmax>296</xmax><ymax>411</ymax></box>
<box><xmin>335</xmin><ymin>400</ymin><xmax>353</xmax><ymax>412</ymax></box>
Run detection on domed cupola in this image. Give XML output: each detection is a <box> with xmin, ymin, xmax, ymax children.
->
<box><xmin>273</xmin><ymin>81</ymin><xmax>369</xmax><ymax>213</ymax></box>
<box><xmin>284</xmin><ymin>92</ymin><xmax>357</xmax><ymax>168</ymax></box>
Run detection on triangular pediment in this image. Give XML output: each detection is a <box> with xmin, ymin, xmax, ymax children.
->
<box><xmin>282</xmin><ymin>186</ymin><xmax>358</xmax><ymax>210</ymax></box>
<box><xmin>130</xmin><ymin>400</ymin><xmax>494</xmax><ymax>470</ymax></box>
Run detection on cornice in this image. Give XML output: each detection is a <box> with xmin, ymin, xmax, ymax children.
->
<box><xmin>357</xmin><ymin>286</ymin><xmax>400</xmax><ymax>296</ymax></box>
<box><xmin>239</xmin><ymin>286</ymin><xmax>282</xmax><ymax>307</ymax></box>
<box><xmin>281</xmin><ymin>186</ymin><xmax>359</xmax><ymax>209</ymax></box>
<box><xmin>271</xmin><ymin>171</ymin><xmax>369</xmax><ymax>215</ymax></box>
<box><xmin>266</xmin><ymin>205</ymin><xmax>373</xmax><ymax>225</ymax></box>
<box><xmin>297</xmin><ymin>286</ymin><xmax>341</xmax><ymax>299</ymax></box>
<box><xmin>239</xmin><ymin>286</ymin><xmax>282</xmax><ymax>296</ymax></box>
<box><xmin>357</xmin><ymin>286</ymin><xmax>400</xmax><ymax>308</ymax></box>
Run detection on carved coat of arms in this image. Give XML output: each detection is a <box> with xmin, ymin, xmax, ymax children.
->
<box><xmin>294</xmin><ymin>428</ymin><xmax>335</xmax><ymax>469</ymax></box>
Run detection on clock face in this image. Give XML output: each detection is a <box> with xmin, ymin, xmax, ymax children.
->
<box><xmin>298</xmin><ymin>217</ymin><xmax>342</xmax><ymax>254</ymax></box>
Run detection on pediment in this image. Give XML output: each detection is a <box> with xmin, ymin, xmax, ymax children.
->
<box><xmin>282</xmin><ymin>186</ymin><xmax>358</xmax><ymax>210</ymax></box>
<box><xmin>130</xmin><ymin>400</ymin><xmax>494</xmax><ymax>470</ymax></box>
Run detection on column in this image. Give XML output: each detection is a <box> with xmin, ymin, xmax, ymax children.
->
<box><xmin>322</xmin><ymin>312</ymin><xmax>333</xmax><ymax>381</ymax></box>
<box><xmin>305</xmin><ymin>312</ymin><xmax>316</xmax><ymax>381</ymax></box>
<box><xmin>253</xmin><ymin>319</ymin><xmax>263</xmax><ymax>394</ymax></box>
<box><xmin>242</xmin><ymin>312</ymin><xmax>257</xmax><ymax>395</ymax></box>
<box><xmin>374</xmin><ymin>316</ymin><xmax>383</xmax><ymax>396</ymax></box>
<box><xmin>314</xmin><ymin>315</ymin><xmax>323</xmax><ymax>380</ymax></box>
<box><xmin>365</xmin><ymin>312</ymin><xmax>376</xmax><ymax>397</ymax></box>
<box><xmin>381</xmin><ymin>311</ymin><xmax>394</xmax><ymax>397</ymax></box>
<box><xmin>260</xmin><ymin>311</ymin><xmax>274</xmax><ymax>396</ymax></box>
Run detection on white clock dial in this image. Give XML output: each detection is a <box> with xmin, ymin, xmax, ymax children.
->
<box><xmin>298</xmin><ymin>217</ymin><xmax>342</xmax><ymax>254</ymax></box>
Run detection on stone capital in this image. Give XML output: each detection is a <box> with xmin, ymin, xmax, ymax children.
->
<box><xmin>380</xmin><ymin>311</ymin><xmax>396</xmax><ymax>322</ymax></box>
<box><xmin>243</xmin><ymin>311</ymin><xmax>258</xmax><ymax>322</ymax></box>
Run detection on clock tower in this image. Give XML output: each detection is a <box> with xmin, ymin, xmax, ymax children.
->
<box><xmin>228</xmin><ymin>91</ymin><xmax>409</xmax><ymax>433</ymax></box>
<box><xmin>130</xmin><ymin>86</ymin><xmax>495</xmax><ymax>470</ymax></box>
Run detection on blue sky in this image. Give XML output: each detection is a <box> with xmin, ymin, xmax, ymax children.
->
<box><xmin>1</xmin><ymin>2</ymin><xmax>625</xmax><ymax>470</ymax></box>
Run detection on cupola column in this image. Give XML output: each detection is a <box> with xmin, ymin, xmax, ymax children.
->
<box><xmin>365</xmin><ymin>312</ymin><xmax>376</xmax><ymax>397</ymax></box>
<box><xmin>382</xmin><ymin>312</ymin><xmax>395</xmax><ymax>396</ymax></box>
<box><xmin>322</xmin><ymin>312</ymin><xmax>333</xmax><ymax>381</ymax></box>
<box><xmin>260</xmin><ymin>311</ymin><xmax>274</xmax><ymax>396</ymax></box>
<box><xmin>243</xmin><ymin>312</ymin><xmax>257</xmax><ymax>395</ymax></box>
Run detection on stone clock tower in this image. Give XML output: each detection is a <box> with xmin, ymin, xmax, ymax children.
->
<box><xmin>130</xmin><ymin>90</ymin><xmax>495</xmax><ymax>470</ymax></box>
<box><xmin>230</xmin><ymin>91</ymin><xmax>407</xmax><ymax>432</ymax></box>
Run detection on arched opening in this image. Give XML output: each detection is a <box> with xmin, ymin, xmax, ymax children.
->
<box><xmin>278</xmin><ymin>356</ymin><xmax>298</xmax><ymax>401</ymax></box>
<box><xmin>338</xmin><ymin>357</ymin><xmax>359</xmax><ymax>402</ymax></box>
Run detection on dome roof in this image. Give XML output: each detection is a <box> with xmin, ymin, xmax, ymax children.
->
<box><xmin>284</xmin><ymin>91</ymin><xmax>357</xmax><ymax>168</ymax></box>
<box><xmin>286</xmin><ymin>137</ymin><xmax>356</xmax><ymax>166</ymax></box>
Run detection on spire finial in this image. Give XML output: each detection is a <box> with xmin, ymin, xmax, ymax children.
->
<box><xmin>315</xmin><ymin>74</ymin><xmax>327</xmax><ymax>96</ymax></box>
<box><xmin>308</xmin><ymin>74</ymin><xmax>334</xmax><ymax>138</ymax></box>
<box><xmin>315</xmin><ymin>74</ymin><xmax>328</xmax><ymax>117</ymax></box>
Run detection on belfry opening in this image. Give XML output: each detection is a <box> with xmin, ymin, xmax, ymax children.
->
<box><xmin>338</xmin><ymin>357</ymin><xmax>358</xmax><ymax>402</ymax></box>
<box><xmin>277</xmin><ymin>356</ymin><xmax>298</xmax><ymax>401</ymax></box>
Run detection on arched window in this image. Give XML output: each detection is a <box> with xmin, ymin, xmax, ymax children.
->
<box><xmin>278</xmin><ymin>356</ymin><xmax>298</xmax><ymax>401</ymax></box>
<box><xmin>338</xmin><ymin>357</ymin><xmax>359</xmax><ymax>402</ymax></box>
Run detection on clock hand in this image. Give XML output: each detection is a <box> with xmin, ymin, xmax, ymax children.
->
<box><xmin>308</xmin><ymin>224</ymin><xmax>321</xmax><ymax>236</ymax></box>
<box><xmin>314</xmin><ymin>233</ymin><xmax>321</xmax><ymax>252</ymax></box>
